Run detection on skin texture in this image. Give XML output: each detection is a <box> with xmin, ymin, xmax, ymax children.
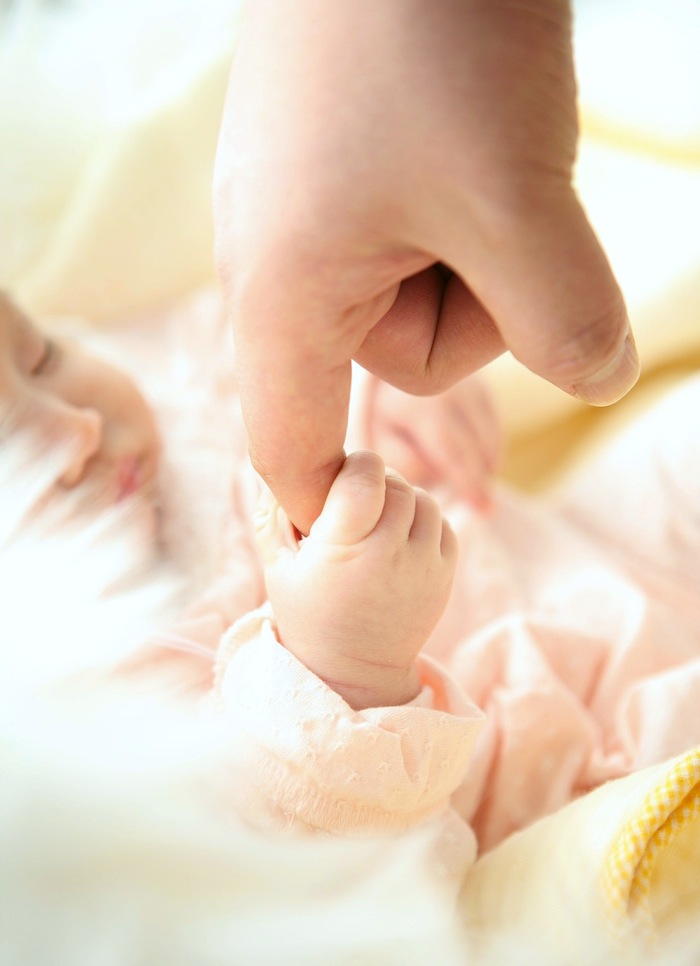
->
<box><xmin>256</xmin><ymin>451</ymin><xmax>458</xmax><ymax>710</ymax></box>
<box><xmin>0</xmin><ymin>292</ymin><xmax>160</xmax><ymax>505</ymax></box>
<box><xmin>214</xmin><ymin>0</ymin><xmax>640</xmax><ymax>534</ymax></box>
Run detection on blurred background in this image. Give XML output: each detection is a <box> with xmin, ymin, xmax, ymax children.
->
<box><xmin>1</xmin><ymin>10</ymin><xmax>699</xmax><ymax>961</ymax></box>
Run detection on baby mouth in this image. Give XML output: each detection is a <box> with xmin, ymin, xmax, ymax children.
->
<box><xmin>116</xmin><ymin>455</ymin><xmax>143</xmax><ymax>501</ymax></box>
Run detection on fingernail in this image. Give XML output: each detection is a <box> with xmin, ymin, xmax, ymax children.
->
<box><xmin>572</xmin><ymin>330</ymin><xmax>640</xmax><ymax>407</ymax></box>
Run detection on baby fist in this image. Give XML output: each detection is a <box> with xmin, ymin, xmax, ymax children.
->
<box><xmin>256</xmin><ymin>452</ymin><xmax>457</xmax><ymax>709</ymax></box>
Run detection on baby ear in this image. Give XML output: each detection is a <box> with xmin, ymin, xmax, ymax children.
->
<box><xmin>309</xmin><ymin>451</ymin><xmax>386</xmax><ymax>546</ymax></box>
<box><xmin>253</xmin><ymin>485</ymin><xmax>299</xmax><ymax>566</ymax></box>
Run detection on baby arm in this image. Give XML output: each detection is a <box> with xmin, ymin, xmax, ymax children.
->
<box><xmin>215</xmin><ymin>452</ymin><xmax>484</xmax><ymax>857</ymax></box>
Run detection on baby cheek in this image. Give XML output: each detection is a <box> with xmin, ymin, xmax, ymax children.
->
<box><xmin>48</xmin><ymin>397</ymin><xmax>101</xmax><ymax>445</ymax></box>
<box><xmin>49</xmin><ymin>350</ymin><xmax>129</xmax><ymax>427</ymax></box>
<box><xmin>83</xmin><ymin>376</ymin><xmax>156</xmax><ymax>461</ymax></box>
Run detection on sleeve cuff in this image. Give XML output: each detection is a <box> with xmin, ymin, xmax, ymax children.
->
<box><xmin>214</xmin><ymin>604</ymin><xmax>485</xmax><ymax>834</ymax></box>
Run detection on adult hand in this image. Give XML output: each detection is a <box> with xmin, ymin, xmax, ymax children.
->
<box><xmin>214</xmin><ymin>0</ymin><xmax>639</xmax><ymax>534</ymax></box>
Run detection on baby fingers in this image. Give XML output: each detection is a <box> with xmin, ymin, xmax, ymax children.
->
<box><xmin>409</xmin><ymin>488</ymin><xmax>457</xmax><ymax>566</ymax></box>
<box><xmin>408</xmin><ymin>487</ymin><xmax>443</xmax><ymax>546</ymax></box>
<box><xmin>374</xmin><ymin>469</ymin><xmax>417</xmax><ymax>544</ymax></box>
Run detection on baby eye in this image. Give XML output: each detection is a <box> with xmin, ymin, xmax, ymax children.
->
<box><xmin>32</xmin><ymin>338</ymin><xmax>60</xmax><ymax>377</ymax></box>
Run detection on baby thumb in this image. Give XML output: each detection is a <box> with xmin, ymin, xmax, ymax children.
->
<box><xmin>310</xmin><ymin>451</ymin><xmax>386</xmax><ymax>546</ymax></box>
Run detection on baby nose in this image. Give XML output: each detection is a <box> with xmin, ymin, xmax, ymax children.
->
<box><xmin>56</xmin><ymin>406</ymin><xmax>103</xmax><ymax>487</ymax></box>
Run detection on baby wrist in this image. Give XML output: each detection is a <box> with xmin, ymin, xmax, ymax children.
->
<box><xmin>320</xmin><ymin>662</ymin><xmax>422</xmax><ymax>710</ymax></box>
<box><xmin>278</xmin><ymin>635</ymin><xmax>422</xmax><ymax>709</ymax></box>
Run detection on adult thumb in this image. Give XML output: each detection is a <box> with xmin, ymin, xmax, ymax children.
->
<box><xmin>449</xmin><ymin>187</ymin><xmax>640</xmax><ymax>406</ymax></box>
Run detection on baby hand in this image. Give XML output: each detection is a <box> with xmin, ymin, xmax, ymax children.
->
<box><xmin>255</xmin><ymin>452</ymin><xmax>457</xmax><ymax>710</ymax></box>
<box><xmin>363</xmin><ymin>376</ymin><xmax>501</xmax><ymax>510</ymax></box>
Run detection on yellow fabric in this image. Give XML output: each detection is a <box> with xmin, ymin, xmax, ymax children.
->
<box><xmin>581</xmin><ymin>111</ymin><xmax>700</xmax><ymax>168</ymax></box>
<box><xmin>601</xmin><ymin>747</ymin><xmax>700</xmax><ymax>943</ymax></box>
<box><xmin>0</xmin><ymin>2</ymin><xmax>238</xmax><ymax>322</ymax></box>
<box><xmin>460</xmin><ymin>751</ymin><xmax>700</xmax><ymax>962</ymax></box>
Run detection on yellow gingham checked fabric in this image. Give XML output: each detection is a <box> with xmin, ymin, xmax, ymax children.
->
<box><xmin>601</xmin><ymin>747</ymin><xmax>700</xmax><ymax>943</ymax></box>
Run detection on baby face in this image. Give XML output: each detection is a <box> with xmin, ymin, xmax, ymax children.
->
<box><xmin>0</xmin><ymin>293</ymin><xmax>160</xmax><ymax>504</ymax></box>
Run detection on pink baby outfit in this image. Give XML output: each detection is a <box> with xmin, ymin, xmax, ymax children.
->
<box><xmin>201</xmin><ymin>375</ymin><xmax>700</xmax><ymax>877</ymax></box>
<box><xmin>211</xmin><ymin>605</ymin><xmax>484</xmax><ymax>884</ymax></box>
